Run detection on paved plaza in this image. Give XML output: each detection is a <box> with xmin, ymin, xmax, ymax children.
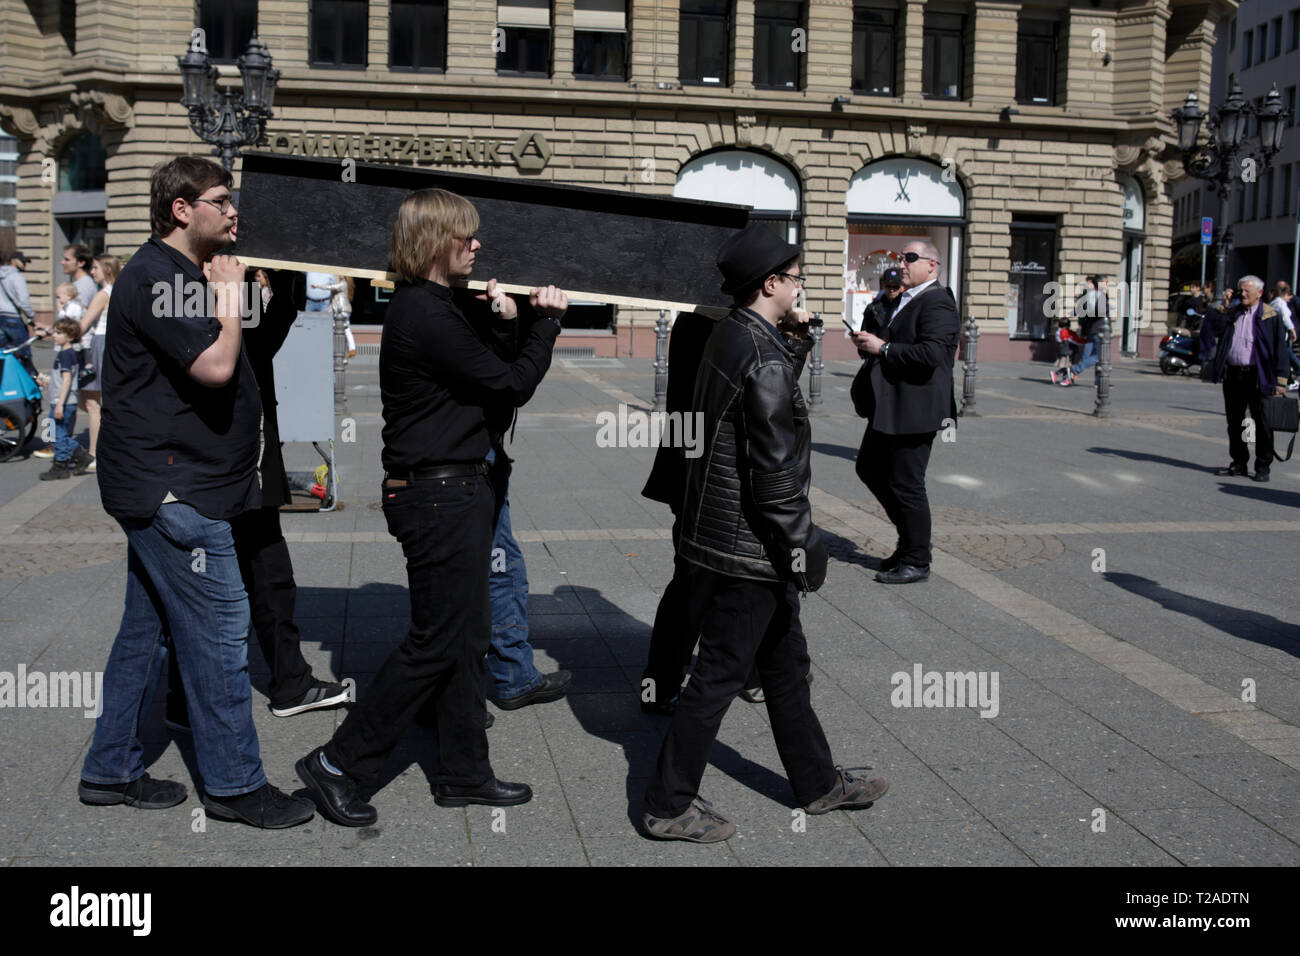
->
<box><xmin>1</xmin><ymin>348</ymin><xmax>1298</xmax><ymax>867</ymax></box>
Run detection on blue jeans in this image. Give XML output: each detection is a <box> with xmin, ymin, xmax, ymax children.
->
<box><xmin>83</xmin><ymin>502</ymin><xmax>267</xmax><ymax>796</ymax></box>
<box><xmin>486</xmin><ymin>447</ymin><xmax>544</xmax><ymax>700</ymax></box>
<box><xmin>1</xmin><ymin>313</ymin><xmax>36</xmax><ymax>376</ymax></box>
<box><xmin>53</xmin><ymin>401</ymin><xmax>78</xmax><ymax>461</ymax></box>
<box><xmin>304</xmin><ymin>299</ymin><xmax>330</xmax><ymax>312</ymax></box>
<box><xmin>1070</xmin><ymin>337</ymin><xmax>1099</xmax><ymax>377</ymax></box>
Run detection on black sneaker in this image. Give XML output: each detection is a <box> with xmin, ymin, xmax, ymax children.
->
<box><xmin>270</xmin><ymin>680</ymin><xmax>350</xmax><ymax>717</ymax></box>
<box><xmin>39</xmin><ymin>460</ymin><xmax>72</xmax><ymax>481</ymax></box>
<box><xmin>491</xmin><ymin>670</ymin><xmax>572</xmax><ymax>711</ymax></box>
<box><xmin>203</xmin><ymin>783</ymin><xmax>315</xmax><ymax>828</ymax></box>
<box><xmin>79</xmin><ymin>774</ymin><xmax>187</xmax><ymax>809</ymax></box>
<box><xmin>71</xmin><ymin>446</ymin><xmax>92</xmax><ymax>475</ymax></box>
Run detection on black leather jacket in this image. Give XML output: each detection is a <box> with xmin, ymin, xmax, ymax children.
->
<box><xmin>677</xmin><ymin>307</ymin><xmax>827</xmax><ymax>591</ymax></box>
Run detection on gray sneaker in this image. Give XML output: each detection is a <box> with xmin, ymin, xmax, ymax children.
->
<box><xmin>805</xmin><ymin>766</ymin><xmax>889</xmax><ymax>815</ymax></box>
<box><xmin>643</xmin><ymin>796</ymin><xmax>736</xmax><ymax>843</ymax></box>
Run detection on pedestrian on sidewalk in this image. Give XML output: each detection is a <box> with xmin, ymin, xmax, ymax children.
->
<box><xmin>38</xmin><ymin>319</ymin><xmax>82</xmax><ymax>481</ymax></box>
<box><xmin>642</xmin><ymin>224</ymin><xmax>888</xmax><ymax>844</ymax></box>
<box><xmin>1203</xmin><ymin>275</ymin><xmax>1290</xmax><ymax>483</ymax></box>
<box><xmin>80</xmin><ymin>156</ymin><xmax>313</xmax><ymax>829</ymax></box>
<box><xmin>0</xmin><ymin>247</ymin><xmax>39</xmax><ymax>379</ymax></box>
<box><xmin>1066</xmin><ymin>276</ymin><xmax>1109</xmax><ymax>384</ymax></box>
<box><xmin>849</xmin><ymin>240</ymin><xmax>961</xmax><ymax>584</ymax></box>
<box><xmin>73</xmin><ymin>253</ymin><xmax>121</xmax><ymax>474</ymax></box>
<box><xmin>295</xmin><ymin>187</ymin><xmax>567</xmax><ymax>827</ymax></box>
<box><xmin>1052</xmin><ymin>318</ymin><xmax>1086</xmax><ymax>386</ymax></box>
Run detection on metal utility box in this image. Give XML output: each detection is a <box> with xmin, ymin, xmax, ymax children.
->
<box><xmin>272</xmin><ymin>311</ymin><xmax>338</xmax><ymax>510</ymax></box>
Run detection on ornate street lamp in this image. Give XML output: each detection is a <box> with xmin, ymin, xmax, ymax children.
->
<box><xmin>177</xmin><ymin>32</ymin><xmax>280</xmax><ymax>172</ymax></box>
<box><xmin>1173</xmin><ymin>81</ymin><xmax>1287</xmax><ymax>294</ymax></box>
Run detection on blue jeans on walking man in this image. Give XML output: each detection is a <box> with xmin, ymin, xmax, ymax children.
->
<box><xmin>1070</xmin><ymin>336</ymin><xmax>1100</xmax><ymax>379</ymax></box>
<box><xmin>486</xmin><ymin>446</ymin><xmax>544</xmax><ymax>700</ymax></box>
<box><xmin>82</xmin><ymin>501</ymin><xmax>268</xmax><ymax>797</ymax></box>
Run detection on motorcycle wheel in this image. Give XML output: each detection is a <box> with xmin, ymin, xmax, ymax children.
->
<box><xmin>1159</xmin><ymin>354</ymin><xmax>1179</xmax><ymax>376</ymax></box>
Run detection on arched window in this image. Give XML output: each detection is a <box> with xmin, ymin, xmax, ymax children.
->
<box><xmin>58</xmin><ymin>132</ymin><xmax>107</xmax><ymax>192</ymax></box>
<box><xmin>675</xmin><ymin>149</ymin><xmax>802</xmax><ymax>244</ymax></box>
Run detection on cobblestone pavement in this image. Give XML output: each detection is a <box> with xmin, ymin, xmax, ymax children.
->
<box><xmin>1</xmin><ymin>353</ymin><xmax>1297</xmax><ymax>867</ymax></box>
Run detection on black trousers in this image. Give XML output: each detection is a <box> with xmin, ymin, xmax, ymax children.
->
<box><xmin>642</xmin><ymin>517</ymin><xmax>712</xmax><ymax>703</ymax></box>
<box><xmin>326</xmin><ymin>473</ymin><xmax>494</xmax><ymax>787</ymax></box>
<box><xmin>1223</xmin><ymin>366</ymin><xmax>1274</xmax><ymax>471</ymax></box>
<box><xmin>167</xmin><ymin>505</ymin><xmax>315</xmax><ymax>713</ymax></box>
<box><xmin>855</xmin><ymin>428</ymin><xmax>938</xmax><ymax>567</ymax></box>
<box><xmin>643</xmin><ymin>571</ymin><xmax>836</xmax><ymax>818</ymax></box>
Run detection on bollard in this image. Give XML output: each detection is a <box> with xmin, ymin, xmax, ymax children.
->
<box><xmin>1094</xmin><ymin>316</ymin><xmax>1112</xmax><ymax>418</ymax></box>
<box><xmin>653</xmin><ymin>310</ymin><xmax>669</xmax><ymax>413</ymax></box>
<box><xmin>332</xmin><ymin>303</ymin><xmax>347</xmax><ymax>406</ymax></box>
<box><xmin>959</xmin><ymin>316</ymin><xmax>980</xmax><ymax>417</ymax></box>
<box><xmin>808</xmin><ymin>319</ymin><xmax>825</xmax><ymax>409</ymax></box>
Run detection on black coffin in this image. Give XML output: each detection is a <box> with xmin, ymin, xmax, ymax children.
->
<box><xmin>234</xmin><ymin>152</ymin><xmax>750</xmax><ymax>311</ymax></box>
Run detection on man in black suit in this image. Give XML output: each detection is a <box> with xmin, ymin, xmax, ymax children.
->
<box><xmin>849</xmin><ymin>240</ymin><xmax>961</xmax><ymax>584</ymax></box>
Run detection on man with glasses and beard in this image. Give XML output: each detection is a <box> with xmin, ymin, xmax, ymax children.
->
<box><xmin>850</xmin><ymin>240</ymin><xmax>960</xmax><ymax>585</ymax></box>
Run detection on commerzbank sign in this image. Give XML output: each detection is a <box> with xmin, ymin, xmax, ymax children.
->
<box><xmin>265</xmin><ymin>130</ymin><xmax>554</xmax><ymax>172</ymax></box>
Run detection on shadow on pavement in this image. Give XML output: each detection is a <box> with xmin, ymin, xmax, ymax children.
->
<box><xmin>1104</xmin><ymin>572</ymin><xmax>1300</xmax><ymax>658</ymax></box>
<box><xmin>1216</xmin><ymin>481</ymin><xmax>1300</xmax><ymax>508</ymax></box>
<box><xmin>1087</xmin><ymin>446</ymin><xmax>1211</xmax><ymax>472</ymax></box>
<box><xmin>812</xmin><ymin>441</ymin><xmax>859</xmax><ymax>463</ymax></box>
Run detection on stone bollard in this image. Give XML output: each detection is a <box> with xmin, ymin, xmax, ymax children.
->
<box><xmin>1094</xmin><ymin>316</ymin><xmax>1112</xmax><ymax>418</ymax></box>
<box><xmin>653</xmin><ymin>310</ymin><xmax>669</xmax><ymax>413</ymax></box>
<box><xmin>808</xmin><ymin>318</ymin><xmax>825</xmax><ymax>410</ymax></box>
<box><xmin>332</xmin><ymin>304</ymin><xmax>347</xmax><ymax>406</ymax></box>
<box><xmin>959</xmin><ymin>316</ymin><xmax>980</xmax><ymax>417</ymax></box>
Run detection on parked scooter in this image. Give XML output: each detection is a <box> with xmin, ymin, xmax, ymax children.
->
<box><xmin>0</xmin><ymin>335</ymin><xmax>44</xmax><ymax>461</ymax></box>
<box><xmin>1159</xmin><ymin>327</ymin><xmax>1202</xmax><ymax>375</ymax></box>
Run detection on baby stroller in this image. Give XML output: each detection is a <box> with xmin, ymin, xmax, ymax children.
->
<box><xmin>0</xmin><ymin>335</ymin><xmax>43</xmax><ymax>462</ymax></box>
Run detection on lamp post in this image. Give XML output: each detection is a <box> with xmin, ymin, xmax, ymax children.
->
<box><xmin>1173</xmin><ymin>82</ymin><xmax>1286</xmax><ymax>294</ymax></box>
<box><xmin>177</xmin><ymin>32</ymin><xmax>280</xmax><ymax>172</ymax></box>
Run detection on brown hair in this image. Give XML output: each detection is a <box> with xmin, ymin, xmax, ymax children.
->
<box><xmin>53</xmin><ymin>318</ymin><xmax>82</xmax><ymax>343</ymax></box>
<box><xmin>150</xmin><ymin>156</ymin><xmax>232</xmax><ymax>237</ymax></box>
<box><xmin>64</xmin><ymin>243</ymin><xmax>92</xmax><ymax>271</ymax></box>
<box><xmin>389</xmin><ymin>188</ymin><xmax>480</xmax><ymax>283</ymax></box>
<box><xmin>94</xmin><ymin>253</ymin><xmax>122</xmax><ymax>286</ymax></box>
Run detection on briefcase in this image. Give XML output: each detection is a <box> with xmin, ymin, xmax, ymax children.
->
<box><xmin>1263</xmin><ymin>393</ymin><xmax>1299</xmax><ymax>461</ymax></box>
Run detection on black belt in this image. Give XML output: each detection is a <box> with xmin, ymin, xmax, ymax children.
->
<box><xmin>384</xmin><ymin>462</ymin><xmax>489</xmax><ymax>487</ymax></box>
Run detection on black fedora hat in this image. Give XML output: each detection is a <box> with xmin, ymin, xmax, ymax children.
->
<box><xmin>717</xmin><ymin>224</ymin><xmax>801</xmax><ymax>296</ymax></box>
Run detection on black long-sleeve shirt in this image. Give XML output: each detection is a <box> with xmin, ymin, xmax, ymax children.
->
<box><xmin>379</xmin><ymin>278</ymin><xmax>559</xmax><ymax>473</ymax></box>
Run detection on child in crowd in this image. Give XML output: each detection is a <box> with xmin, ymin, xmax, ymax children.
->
<box><xmin>39</xmin><ymin>318</ymin><xmax>83</xmax><ymax>480</ymax></box>
<box><xmin>30</xmin><ymin>284</ymin><xmax>86</xmax><ymax>461</ymax></box>
<box><xmin>1052</xmin><ymin>318</ymin><xmax>1086</xmax><ymax>386</ymax></box>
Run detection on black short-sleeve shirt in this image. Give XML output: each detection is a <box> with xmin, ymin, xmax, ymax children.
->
<box><xmin>96</xmin><ymin>236</ymin><xmax>262</xmax><ymax>520</ymax></box>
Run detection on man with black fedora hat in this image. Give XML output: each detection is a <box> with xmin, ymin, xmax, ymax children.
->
<box><xmin>641</xmin><ymin>223</ymin><xmax>889</xmax><ymax>843</ymax></box>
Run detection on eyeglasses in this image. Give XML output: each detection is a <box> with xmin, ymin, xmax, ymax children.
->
<box><xmin>193</xmin><ymin>197</ymin><xmax>233</xmax><ymax>214</ymax></box>
<box><xmin>777</xmin><ymin>272</ymin><xmax>805</xmax><ymax>287</ymax></box>
<box><xmin>900</xmin><ymin>252</ymin><xmax>936</xmax><ymax>264</ymax></box>
<box><xmin>455</xmin><ymin>235</ymin><xmax>478</xmax><ymax>246</ymax></box>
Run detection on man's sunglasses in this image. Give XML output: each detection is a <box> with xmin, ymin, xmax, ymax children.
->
<box><xmin>899</xmin><ymin>252</ymin><xmax>936</xmax><ymax>264</ymax></box>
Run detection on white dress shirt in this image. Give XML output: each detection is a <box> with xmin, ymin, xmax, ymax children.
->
<box><xmin>893</xmin><ymin>277</ymin><xmax>938</xmax><ymax>322</ymax></box>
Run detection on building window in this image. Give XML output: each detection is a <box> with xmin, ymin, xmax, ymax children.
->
<box><xmin>58</xmin><ymin>133</ymin><xmax>108</xmax><ymax>192</ymax></box>
<box><xmin>1246</xmin><ymin>180</ymin><xmax>1258</xmax><ymax>220</ymax></box>
<box><xmin>1229</xmin><ymin>16</ymin><xmax>1236</xmax><ymax>51</ymax></box>
<box><xmin>199</xmin><ymin>1</ymin><xmax>258</xmax><ymax>63</ymax></box>
<box><xmin>1016</xmin><ymin>18</ymin><xmax>1057</xmax><ymax>105</ymax></box>
<box><xmin>753</xmin><ymin>1</ymin><xmax>804</xmax><ymax>90</ymax></box>
<box><xmin>497</xmin><ymin>0</ymin><xmax>551</xmax><ymax>76</ymax></box>
<box><xmin>390</xmin><ymin>0</ymin><xmax>446</xmax><ymax>71</ymax></box>
<box><xmin>311</xmin><ymin>0</ymin><xmax>367</xmax><ymax>67</ymax></box>
<box><xmin>1243</xmin><ymin>28</ymin><xmax>1253</xmax><ymax>68</ymax></box>
<box><xmin>1286</xmin><ymin>86</ymin><xmax>1297</xmax><ymax>127</ymax></box>
<box><xmin>852</xmin><ymin>4</ymin><xmax>897</xmax><ymax>95</ymax></box>
<box><xmin>573</xmin><ymin>0</ymin><xmax>627</xmax><ymax>80</ymax></box>
<box><xmin>1282</xmin><ymin>164</ymin><xmax>1294</xmax><ymax>217</ymax></box>
<box><xmin>923</xmin><ymin>12</ymin><xmax>965</xmax><ymax>99</ymax></box>
<box><xmin>1273</xmin><ymin>16</ymin><xmax>1284</xmax><ymax>56</ymax></box>
<box><xmin>1261</xmin><ymin>168</ymin><xmax>1274</xmax><ymax>219</ymax></box>
<box><xmin>680</xmin><ymin>0</ymin><xmax>731</xmax><ymax>86</ymax></box>
<box><xmin>1290</xmin><ymin>10</ymin><xmax>1300</xmax><ymax>52</ymax></box>
<box><xmin>1256</xmin><ymin>24</ymin><xmax>1267</xmax><ymax>63</ymax></box>
<box><xmin>60</xmin><ymin>0</ymin><xmax>75</xmax><ymax>54</ymax></box>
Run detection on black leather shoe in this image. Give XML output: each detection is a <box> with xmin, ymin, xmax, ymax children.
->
<box><xmin>203</xmin><ymin>782</ymin><xmax>315</xmax><ymax>829</ymax></box>
<box><xmin>1251</xmin><ymin>469</ymin><xmax>1271</xmax><ymax>482</ymax></box>
<box><xmin>434</xmin><ymin>778</ymin><xmax>532</xmax><ymax>808</ymax></box>
<box><xmin>492</xmin><ymin>670</ymin><xmax>572</xmax><ymax>711</ymax></box>
<box><xmin>79</xmin><ymin>774</ymin><xmax>187</xmax><ymax>809</ymax></box>
<box><xmin>483</xmin><ymin>711</ymin><xmax>495</xmax><ymax>729</ymax></box>
<box><xmin>878</xmin><ymin>551</ymin><xmax>902</xmax><ymax>573</ymax></box>
<box><xmin>640</xmin><ymin>695</ymin><xmax>678</xmax><ymax>716</ymax></box>
<box><xmin>875</xmin><ymin>563</ymin><xmax>930</xmax><ymax>585</ymax></box>
<box><xmin>1214</xmin><ymin>464</ymin><xmax>1248</xmax><ymax>476</ymax></box>
<box><xmin>295</xmin><ymin>748</ymin><xmax>377</xmax><ymax>827</ymax></box>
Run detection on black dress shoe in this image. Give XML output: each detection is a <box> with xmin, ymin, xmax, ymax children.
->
<box><xmin>1214</xmin><ymin>464</ymin><xmax>1248</xmax><ymax>476</ymax></box>
<box><xmin>1251</xmin><ymin>469</ymin><xmax>1271</xmax><ymax>482</ymax></box>
<box><xmin>203</xmin><ymin>783</ymin><xmax>315</xmax><ymax>829</ymax></box>
<box><xmin>878</xmin><ymin>551</ymin><xmax>902</xmax><ymax>572</ymax></box>
<box><xmin>433</xmin><ymin>778</ymin><xmax>532</xmax><ymax>808</ymax></box>
<box><xmin>640</xmin><ymin>695</ymin><xmax>678</xmax><ymax>716</ymax></box>
<box><xmin>875</xmin><ymin>563</ymin><xmax>930</xmax><ymax>585</ymax></box>
<box><xmin>295</xmin><ymin>747</ymin><xmax>377</xmax><ymax>827</ymax></box>
<box><xmin>79</xmin><ymin>774</ymin><xmax>187</xmax><ymax>809</ymax></box>
<box><xmin>492</xmin><ymin>670</ymin><xmax>572</xmax><ymax>711</ymax></box>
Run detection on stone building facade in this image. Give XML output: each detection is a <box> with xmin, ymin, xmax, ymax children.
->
<box><xmin>1</xmin><ymin>0</ymin><xmax>1232</xmax><ymax>360</ymax></box>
